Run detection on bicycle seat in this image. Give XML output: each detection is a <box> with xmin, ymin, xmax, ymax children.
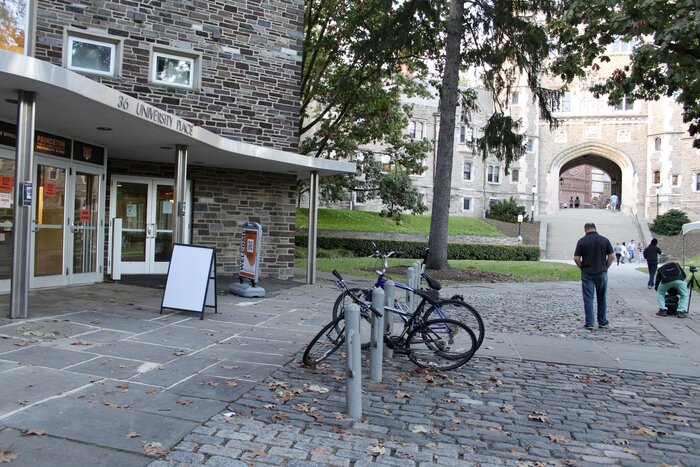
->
<box><xmin>421</xmin><ymin>272</ymin><xmax>442</xmax><ymax>291</ymax></box>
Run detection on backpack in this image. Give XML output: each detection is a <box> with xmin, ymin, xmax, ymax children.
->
<box><xmin>657</xmin><ymin>262</ymin><xmax>685</xmax><ymax>281</ymax></box>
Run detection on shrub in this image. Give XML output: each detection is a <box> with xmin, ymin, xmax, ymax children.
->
<box><xmin>486</xmin><ymin>197</ymin><xmax>529</xmax><ymax>223</ymax></box>
<box><xmin>650</xmin><ymin>209</ymin><xmax>690</xmax><ymax>235</ymax></box>
<box><xmin>295</xmin><ymin>236</ymin><xmax>539</xmax><ymax>261</ymax></box>
<box><xmin>294</xmin><ymin>247</ymin><xmax>355</xmax><ymax>259</ymax></box>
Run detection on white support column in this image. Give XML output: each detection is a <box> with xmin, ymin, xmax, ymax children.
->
<box><xmin>306</xmin><ymin>171</ymin><xmax>319</xmax><ymax>284</ymax></box>
<box><xmin>10</xmin><ymin>90</ymin><xmax>36</xmax><ymax>319</ymax></box>
<box><xmin>173</xmin><ymin>145</ymin><xmax>188</xmax><ymax>246</ymax></box>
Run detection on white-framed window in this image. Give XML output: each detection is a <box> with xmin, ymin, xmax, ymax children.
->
<box><xmin>614</xmin><ymin>95</ymin><xmax>634</xmax><ymax>111</ymax></box>
<box><xmin>653</xmin><ymin>170</ymin><xmax>661</xmax><ymax>184</ymax></box>
<box><xmin>66</xmin><ymin>33</ymin><xmax>119</xmax><ymax>76</ymax></box>
<box><xmin>611</xmin><ymin>36</ymin><xmax>637</xmax><ymax>53</ymax></box>
<box><xmin>379</xmin><ymin>153</ymin><xmax>391</xmax><ymax>173</ymax></box>
<box><xmin>654</xmin><ymin>137</ymin><xmax>662</xmax><ymax>151</ymax></box>
<box><xmin>552</xmin><ymin>91</ymin><xmax>570</xmax><ymax>112</ymax></box>
<box><xmin>487</xmin><ymin>164</ymin><xmax>500</xmax><ymax>184</ymax></box>
<box><xmin>511</xmin><ymin>169</ymin><xmax>519</xmax><ymax>183</ymax></box>
<box><xmin>463</xmin><ymin>161</ymin><xmax>472</xmax><ymax>181</ymax></box>
<box><xmin>459</xmin><ymin>125</ymin><xmax>474</xmax><ymax>145</ymax></box>
<box><xmin>151</xmin><ymin>48</ymin><xmax>198</xmax><ymax>88</ymax></box>
<box><xmin>695</xmin><ymin>173</ymin><xmax>700</xmax><ymax>192</ymax></box>
<box><xmin>672</xmin><ymin>174</ymin><xmax>679</xmax><ymax>186</ymax></box>
<box><xmin>511</xmin><ymin>92</ymin><xmax>519</xmax><ymax>105</ymax></box>
<box><xmin>462</xmin><ymin>197</ymin><xmax>472</xmax><ymax>211</ymax></box>
<box><xmin>353</xmin><ymin>183</ymin><xmax>367</xmax><ymax>204</ymax></box>
<box><xmin>409</xmin><ymin>121</ymin><xmax>424</xmax><ymax>139</ymax></box>
<box><xmin>526</xmin><ymin>138</ymin><xmax>534</xmax><ymax>152</ymax></box>
<box><xmin>48</xmin><ymin>167</ymin><xmax>58</xmax><ymax>181</ymax></box>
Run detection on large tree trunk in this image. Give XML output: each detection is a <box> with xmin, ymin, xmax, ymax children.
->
<box><xmin>426</xmin><ymin>0</ymin><xmax>463</xmax><ymax>270</ymax></box>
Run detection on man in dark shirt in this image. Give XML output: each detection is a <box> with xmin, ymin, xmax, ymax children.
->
<box><xmin>643</xmin><ymin>238</ymin><xmax>662</xmax><ymax>289</ymax></box>
<box><xmin>574</xmin><ymin>223</ymin><xmax>616</xmax><ymax>330</ymax></box>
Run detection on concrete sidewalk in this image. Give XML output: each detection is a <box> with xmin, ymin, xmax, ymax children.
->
<box><xmin>0</xmin><ymin>266</ymin><xmax>697</xmax><ymax>465</ymax></box>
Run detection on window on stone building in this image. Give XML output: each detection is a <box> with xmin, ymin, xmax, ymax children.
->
<box><xmin>695</xmin><ymin>174</ymin><xmax>700</xmax><ymax>192</ymax></box>
<box><xmin>511</xmin><ymin>169</ymin><xmax>519</xmax><ymax>182</ymax></box>
<box><xmin>151</xmin><ymin>48</ymin><xmax>199</xmax><ymax>88</ymax></box>
<box><xmin>611</xmin><ymin>36</ymin><xmax>637</xmax><ymax>53</ymax></box>
<box><xmin>353</xmin><ymin>183</ymin><xmax>367</xmax><ymax>204</ymax></box>
<box><xmin>487</xmin><ymin>164</ymin><xmax>500</xmax><ymax>184</ymax></box>
<box><xmin>66</xmin><ymin>33</ymin><xmax>120</xmax><ymax>76</ymax></box>
<box><xmin>462</xmin><ymin>197</ymin><xmax>472</xmax><ymax>211</ymax></box>
<box><xmin>653</xmin><ymin>170</ymin><xmax>661</xmax><ymax>184</ymax></box>
<box><xmin>552</xmin><ymin>91</ymin><xmax>571</xmax><ymax>112</ymax></box>
<box><xmin>614</xmin><ymin>95</ymin><xmax>634</xmax><ymax>111</ymax></box>
<box><xmin>526</xmin><ymin>138</ymin><xmax>534</xmax><ymax>152</ymax></box>
<box><xmin>409</xmin><ymin>121</ymin><xmax>424</xmax><ymax>139</ymax></box>
<box><xmin>463</xmin><ymin>161</ymin><xmax>472</xmax><ymax>181</ymax></box>
<box><xmin>672</xmin><ymin>174</ymin><xmax>679</xmax><ymax>186</ymax></box>
<box><xmin>380</xmin><ymin>153</ymin><xmax>391</xmax><ymax>173</ymax></box>
<box><xmin>654</xmin><ymin>137</ymin><xmax>662</xmax><ymax>151</ymax></box>
<box><xmin>511</xmin><ymin>92</ymin><xmax>519</xmax><ymax>105</ymax></box>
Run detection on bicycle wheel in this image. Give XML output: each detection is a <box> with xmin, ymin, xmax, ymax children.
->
<box><xmin>406</xmin><ymin>318</ymin><xmax>476</xmax><ymax>371</ymax></box>
<box><xmin>424</xmin><ymin>299</ymin><xmax>485</xmax><ymax>351</ymax></box>
<box><xmin>332</xmin><ymin>288</ymin><xmax>373</xmax><ymax>348</ymax></box>
<box><xmin>303</xmin><ymin>315</ymin><xmax>346</xmax><ymax>366</ymax></box>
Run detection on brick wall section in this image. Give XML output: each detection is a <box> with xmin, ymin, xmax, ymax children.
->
<box><xmin>34</xmin><ymin>0</ymin><xmax>303</xmax><ymax>152</ymax></box>
<box><xmin>108</xmin><ymin>159</ymin><xmax>297</xmax><ymax>279</ymax></box>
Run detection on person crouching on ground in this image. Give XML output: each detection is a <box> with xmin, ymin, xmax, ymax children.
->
<box><xmin>655</xmin><ymin>261</ymin><xmax>689</xmax><ymax>318</ymax></box>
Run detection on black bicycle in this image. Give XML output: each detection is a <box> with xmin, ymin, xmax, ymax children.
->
<box><xmin>331</xmin><ymin>248</ymin><xmax>485</xmax><ymax>351</ymax></box>
<box><xmin>304</xmin><ymin>270</ymin><xmax>477</xmax><ymax>371</ymax></box>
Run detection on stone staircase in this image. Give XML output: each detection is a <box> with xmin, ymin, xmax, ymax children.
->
<box><xmin>542</xmin><ymin>208</ymin><xmax>639</xmax><ymax>260</ymax></box>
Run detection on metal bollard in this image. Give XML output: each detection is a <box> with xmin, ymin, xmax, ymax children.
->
<box><xmin>413</xmin><ymin>261</ymin><xmax>422</xmax><ymax>288</ymax></box>
<box><xmin>406</xmin><ymin>266</ymin><xmax>416</xmax><ymax>313</ymax></box>
<box><xmin>370</xmin><ymin>287</ymin><xmax>384</xmax><ymax>381</ymax></box>
<box><xmin>345</xmin><ymin>303</ymin><xmax>362</xmax><ymax>419</ymax></box>
<box><xmin>383</xmin><ymin>280</ymin><xmax>395</xmax><ymax>358</ymax></box>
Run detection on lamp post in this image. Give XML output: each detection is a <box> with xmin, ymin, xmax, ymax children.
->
<box><xmin>530</xmin><ymin>185</ymin><xmax>536</xmax><ymax>223</ymax></box>
<box><xmin>656</xmin><ymin>186</ymin><xmax>660</xmax><ymax>217</ymax></box>
<box><xmin>517</xmin><ymin>213</ymin><xmax>524</xmax><ymax>238</ymax></box>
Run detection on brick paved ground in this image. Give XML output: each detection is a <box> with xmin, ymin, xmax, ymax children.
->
<box><xmin>155</xmin><ymin>353</ymin><xmax>700</xmax><ymax>466</ymax></box>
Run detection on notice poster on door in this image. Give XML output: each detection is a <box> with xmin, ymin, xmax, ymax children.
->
<box><xmin>80</xmin><ymin>209</ymin><xmax>91</xmax><ymax>222</ymax></box>
<box><xmin>0</xmin><ymin>192</ymin><xmax>11</xmax><ymax>208</ymax></box>
<box><xmin>0</xmin><ymin>176</ymin><xmax>13</xmax><ymax>193</ymax></box>
<box><xmin>44</xmin><ymin>183</ymin><xmax>56</xmax><ymax>198</ymax></box>
<box><xmin>239</xmin><ymin>222</ymin><xmax>262</xmax><ymax>281</ymax></box>
<box><xmin>126</xmin><ymin>203</ymin><xmax>137</xmax><ymax>218</ymax></box>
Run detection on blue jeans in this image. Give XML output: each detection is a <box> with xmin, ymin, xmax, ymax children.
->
<box><xmin>648</xmin><ymin>263</ymin><xmax>658</xmax><ymax>288</ymax></box>
<box><xmin>656</xmin><ymin>279</ymin><xmax>689</xmax><ymax>312</ymax></box>
<box><xmin>582</xmin><ymin>271</ymin><xmax>608</xmax><ymax>327</ymax></box>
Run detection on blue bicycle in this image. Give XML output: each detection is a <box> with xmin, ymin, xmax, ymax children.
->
<box><xmin>331</xmin><ymin>248</ymin><xmax>485</xmax><ymax>352</ymax></box>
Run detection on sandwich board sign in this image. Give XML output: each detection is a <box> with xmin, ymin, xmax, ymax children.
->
<box><xmin>229</xmin><ymin>222</ymin><xmax>266</xmax><ymax>297</ymax></box>
<box><xmin>161</xmin><ymin>244</ymin><xmax>218</xmax><ymax>319</ymax></box>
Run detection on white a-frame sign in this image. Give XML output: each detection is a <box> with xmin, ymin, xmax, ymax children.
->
<box><xmin>161</xmin><ymin>244</ymin><xmax>218</xmax><ymax>319</ymax></box>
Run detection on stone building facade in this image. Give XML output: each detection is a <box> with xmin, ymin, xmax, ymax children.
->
<box><xmin>349</xmin><ymin>41</ymin><xmax>700</xmax><ymax>223</ymax></box>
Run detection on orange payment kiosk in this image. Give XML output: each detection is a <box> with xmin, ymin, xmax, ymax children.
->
<box><xmin>229</xmin><ymin>222</ymin><xmax>266</xmax><ymax>297</ymax></box>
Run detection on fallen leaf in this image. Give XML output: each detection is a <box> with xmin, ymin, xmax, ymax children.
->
<box><xmin>0</xmin><ymin>447</ymin><xmax>20</xmax><ymax>462</ymax></box>
<box><xmin>263</xmin><ymin>404</ymin><xmax>275</xmax><ymax>409</ymax></box>
<box><xmin>16</xmin><ymin>400</ymin><xmax>30</xmax><ymax>406</ymax></box>
<box><xmin>500</xmin><ymin>405</ymin><xmax>516</xmax><ymax>414</ymax></box>
<box><xmin>368</xmin><ymin>442</ymin><xmax>385</xmax><ymax>456</ymax></box>
<box><xmin>126</xmin><ymin>432</ymin><xmax>141</xmax><ymax>438</ymax></box>
<box><xmin>221</xmin><ymin>364</ymin><xmax>238</xmax><ymax>370</ymax></box>
<box><xmin>271</xmin><ymin>412</ymin><xmax>288</xmax><ymax>422</ymax></box>
<box><xmin>528</xmin><ymin>412</ymin><xmax>548</xmax><ymax>423</ymax></box>
<box><xmin>146</xmin><ymin>387</ymin><xmax>158</xmax><ymax>394</ymax></box>
<box><xmin>307</xmin><ymin>384</ymin><xmax>329</xmax><ymax>394</ymax></box>
<box><xmin>332</xmin><ymin>412</ymin><xmax>347</xmax><ymax>420</ymax></box>
<box><xmin>118</xmin><ymin>364</ymin><xmax>133</xmax><ymax>369</ymax></box>
<box><xmin>174</xmin><ymin>350</ymin><xmax>185</xmax><ymax>356</ymax></box>
<box><xmin>546</xmin><ymin>434</ymin><xmax>571</xmax><ymax>443</ymax></box>
<box><xmin>176</xmin><ymin>399</ymin><xmax>192</xmax><ymax>406</ymax></box>
<box><xmin>268</xmin><ymin>381</ymin><xmax>288</xmax><ymax>390</ymax></box>
<box><xmin>116</xmin><ymin>383</ymin><xmax>129</xmax><ymax>390</ymax></box>
<box><xmin>143</xmin><ymin>442</ymin><xmax>168</xmax><ymax>457</ymax></box>
<box><xmin>249</xmin><ymin>449</ymin><xmax>266</xmax><ymax>459</ymax></box>
<box><xmin>623</xmin><ymin>448</ymin><xmax>639</xmax><ymax>455</ymax></box>
<box><xmin>613</xmin><ymin>438</ymin><xmax>630</xmax><ymax>446</ymax></box>
<box><xmin>201</xmin><ymin>380</ymin><xmax>220</xmax><ymax>387</ymax></box>
<box><xmin>488</xmin><ymin>376</ymin><xmax>503</xmax><ymax>385</ymax></box>
<box><xmin>395</xmin><ymin>391</ymin><xmax>411</xmax><ymax>399</ymax></box>
<box><xmin>226</xmin><ymin>380</ymin><xmax>238</xmax><ymax>387</ymax></box>
<box><xmin>103</xmin><ymin>401</ymin><xmax>121</xmax><ymax>408</ymax></box>
<box><xmin>71</xmin><ymin>340</ymin><xmax>93</xmax><ymax>346</ymax></box>
<box><xmin>21</xmin><ymin>428</ymin><xmax>45</xmax><ymax>436</ymax></box>
<box><xmin>411</xmin><ymin>425</ymin><xmax>428</xmax><ymax>433</ymax></box>
<box><xmin>293</xmin><ymin>402</ymin><xmax>314</xmax><ymax>413</ymax></box>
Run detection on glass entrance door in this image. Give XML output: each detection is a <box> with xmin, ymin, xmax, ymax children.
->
<box><xmin>31</xmin><ymin>159</ymin><xmax>69</xmax><ymax>288</ymax></box>
<box><xmin>111</xmin><ymin>177</ymin><xmax>188</xmax><ymax>275</ymax></box>
<box><xmin>70</xmin><ymin>165</ymin><xmax>103</xmax><ymax>283</ymax></box>
<box><xmin>0</xmin><ymin>157</ymin><xmax>15</xmax><ymax>294</ymax></box>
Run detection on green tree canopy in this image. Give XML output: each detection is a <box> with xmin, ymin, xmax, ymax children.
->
<box><xmin>551</xmin><ymin>0</ymin><xmax>700</xmax><ymax>147</ymax></box>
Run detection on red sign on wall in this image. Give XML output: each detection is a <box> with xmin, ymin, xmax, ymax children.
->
<box><xmin>44</xmin><ymin>183</ymin><xmax>57</xmax><ymax>198</ymax></box>
<box><xmin>0</xmin><ymin>176</ymin><xmax>13</xmax><ymax>193</ymax></box>
<box><xmin>79</xmin><ymin>209</ymin><xmax>91</xmax><ymax>222</ymax></box>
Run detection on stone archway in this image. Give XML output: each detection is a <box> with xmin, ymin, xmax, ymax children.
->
<box><xmin>545</xmin><ymin>143</ymin><xmax>638</xmax><ymax>215</ymax></box>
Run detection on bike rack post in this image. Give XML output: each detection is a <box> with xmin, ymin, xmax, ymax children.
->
<box><xmin>406</xmin><ymin>266</ymin><xmax>416</xmax><ymax>313</ymax></box>
<box><xmin>345</xmin><ymin>303</ymin><xmax>362</xmax><ymax>419</ymax></box>
<box><xmin>412</xmin><ymin>261</ymin><xmax>422</xmax><ymax>287</ymax></box>
<box><xmin>383</xmin><ymin>280</ymin><xmax>395</xmax><ymax>358</ymax></box>
<box><xmin>370</xmin><ymin>286</ymin><xmax>384</xmax><ymax>381</ymax></box>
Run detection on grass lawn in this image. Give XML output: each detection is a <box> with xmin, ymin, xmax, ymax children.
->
<box><xmin>296</xmin><ymin>208</ymin><xmax>502</xmax><ymax>236</ymax></box>
<box><xmin>296</xmin><ymin>257</ymin><xmax>581</xmax><ymax>282</ymax></box>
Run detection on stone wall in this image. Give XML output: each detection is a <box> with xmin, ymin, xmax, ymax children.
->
<box><xmin>108</xmin><ymin>159</ymin><xmax>297</xmax><ymax>279</ymax></box>
<box><xmin>34</xmin><ymin>0</ymin><xmax>303</xmax><ymax>152</ymax></box>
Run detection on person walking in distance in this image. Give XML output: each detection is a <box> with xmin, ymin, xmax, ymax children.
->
<box><xmin>644</xmin><ymin>238</ymin><xmax>662</xmax><ymax>289</ymax></box>
<box><xmin>574</xmin><ymin>196</ymin><xmax>580</xmax><ymax>208</ymax></box>
<box><xmin>569</xmin><ymin>197</ymin><xmax>574</xmax><ymax>208</ymax></box>
<box><xmin>574</xmin><ymin>223</ymin><xmax>616</xmax><ymax>330</ymax></box>
<box><xmin>628</xmin><ymin>240</ymin><xmax>636</xmax><ymax>263</ymax></box>
<box><xmin>610</xmin><ymin>193</ymin><xmax>618</xmax><ymax>211</ymax></box>
<box><xmin>614</xmin><ymin>242</ymin><xmax>623</xmax><ymax>265</ymax></box>
<box><xmin>621</xmin><ymin>242</ymin><xmax>628</xmax><ymax>264</ymax></box>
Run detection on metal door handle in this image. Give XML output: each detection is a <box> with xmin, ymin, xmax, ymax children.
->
<box><xmin>147</xmin><ymin>223</ymin><xmax>155</xmax><ymax>238</ymax></box>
